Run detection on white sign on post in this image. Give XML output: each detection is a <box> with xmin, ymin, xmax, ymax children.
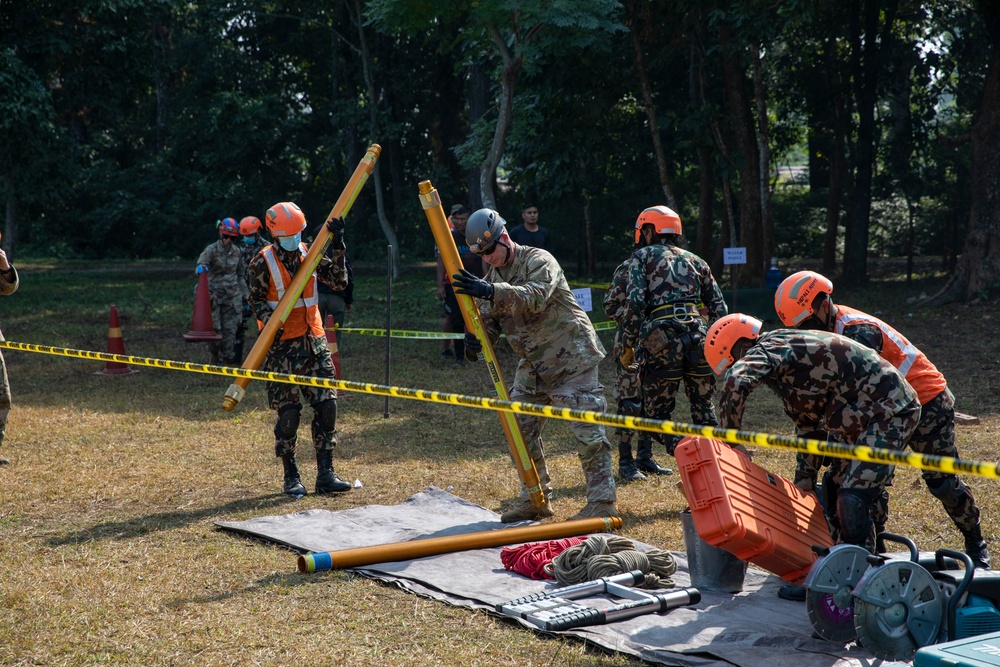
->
<box><xmin>571</xmin><ymin>287</ymin><xmax>593</xmax><ymax>312</ymax></box>
<box><xmin>723</xmin><ymin>247</ymin><xmax>747</xmax><ymax>265</ymax></box>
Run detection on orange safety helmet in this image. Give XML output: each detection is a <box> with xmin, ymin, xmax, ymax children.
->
<box><xmin>239</xmin><ymin>216</ymin><xmax>262</xmax><ymax>237</ymax></box>
<box><xmin>774</xmin><ymin>270</ymin><xmax>834</xmax><ymax>327</ymax></box>
<box><xmin>265</xmin><ymin>202</ymin><xmax>306</xmax><ymax>238</ymax></box>
<box><xmin>704</xmin><ymin>313</ymin><xmax>762</xmax><ymax>374</ymax></box>
<box><xmin>218</xmin><ymin>217</ymin><xmax>240</xmax><ymax>237</ymax></box>
<box><xmin>634</xmin><ymin>205</ymin><xmax>682</xmax><ymax>244</ymax></box>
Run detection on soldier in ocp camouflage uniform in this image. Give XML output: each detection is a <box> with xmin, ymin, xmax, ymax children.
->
<box><xmin>603</xmin><ymin>258</ymin><xmax>657</xmax><ymax>482</ymax></box>
<box><xmin>620</xmin><ymin>206</ymin><xmax>727</xmax><ymax>459</ymax></box>
<box><xmin>248</xmin><ymin>202</ymin><xmax>351</xmax><ymax>497</ymax></box>
<box><xmin>451</xmin><ymin>208</ymin><xmax>616</xmax><ymax>524</ymax></box>
<box><xmin>705</xmin><ymin>314</ymin><xmax>920</xmax><ymax>555</ymax></box>
<box><xmin>196</xmin><ymin>217</ymin><xmax>248</xmax><ymax>365</ymax></box>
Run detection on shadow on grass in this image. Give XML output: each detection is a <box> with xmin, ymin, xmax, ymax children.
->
<box><xmin>44</xmin><ymin>493</ymin><xmax>295</xmax><ymax>547</ymax></box>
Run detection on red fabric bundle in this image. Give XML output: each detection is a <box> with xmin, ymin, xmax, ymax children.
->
<box><xmin>500</xmin><ymin>536</ymin><xmax>587</xmax><ymax>579</ymax></box>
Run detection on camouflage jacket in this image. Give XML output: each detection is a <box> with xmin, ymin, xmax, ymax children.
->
<box><xmin>479</xmin><ymin>246</ymin><xmax>605</xmax><ymax>387</ymax></box>
<box><xmin>603</xmin><ymin>259</ymin><xmax>630</xmax><ymax>359</ymax></box>
<box><xmin>247</xmin><ymin>244</ymin><xmax>348</xmax><ymax>329</ymax></box>
<box><xmin>239</xmin><ymin>237</ymin><xmax>269</xmax><ymax>290</ymax></box>
<box><xmin>719</xmin><ymin>329</ymin><xmax>918</xmax><ymax>439</ymax></box>
<box><xmin>620</xmin><ymin>242</ymin><xmax>727</xmax><ymax>349</ymax></box>
<box><xmin>197</xmin><ymin>240</ymin><xmax>249</xmax><ymax>305</ymax></box>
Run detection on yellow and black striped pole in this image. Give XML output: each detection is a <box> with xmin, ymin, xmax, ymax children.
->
<box><xmin>418</xmin><ymin>180</ymin><xmax>546</xmax><ymax>509</ymax></box>
<box><xmin>222</xmin><ymin>143</ymin><xmax>381</xmax><ymax>411</ymax></box>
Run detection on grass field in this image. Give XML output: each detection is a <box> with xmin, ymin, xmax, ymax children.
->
<box><xmin>1</xmin><ymin>257</ymin><xmax>997</xmax><ymax>666</ymax></box>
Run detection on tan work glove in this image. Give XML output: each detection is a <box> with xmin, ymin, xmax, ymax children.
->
<box><xmin>619</xmin><ymin>347</ymin><xmax>635</xmax><ymax>368</ymax></box>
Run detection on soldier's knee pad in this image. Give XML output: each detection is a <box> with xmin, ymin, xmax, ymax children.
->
<box><xmin>925</xmin><ymin>475</ymin><xmax>961</xmax><ymax>501</ymax></box>
<box><xmin>274</xmin><ymin>405</ymin><xmax>302</xmax><ymax>440</ymax></box>
<box><xmin>313</xmin><ymin>398</ymin><xmax>337</xmax><ymax>431</ymax></box>
<box><xmin>837</xmin><ymin>488</ymin><xmax>875</xmax><ymax>548</ymax></box>
<box><xmin>618</xmin><ymin>397</ymin><xmax>642</xmax><ymax>417</ymax></box>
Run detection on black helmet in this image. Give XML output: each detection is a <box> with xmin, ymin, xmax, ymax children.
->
<box><xmin>466</xmin><ymin>208</ymin><xmax>506</xmax><ymax>253</ymax></box>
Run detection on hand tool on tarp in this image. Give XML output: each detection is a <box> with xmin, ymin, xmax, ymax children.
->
<box><xmin>222</xmin><ymin>144</ymin><xmax>381</xmax><ymax>411</ymax></box>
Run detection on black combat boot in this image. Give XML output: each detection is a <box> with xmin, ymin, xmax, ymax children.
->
<box><xmin>635</xmin><ymin>436</ymin><xmax>672</xmax><ymax>475</ymax></box>
<box><xmin>281</xmin><ymin>453</ymin><xmax>307</xmax><ymax>497</ymax></box>
<box><xmin>961</xmin><ymin>523</ymin><xmax>991</xmax><ymax>569</ymax></box>
<box><xmin>315</xmin><ymin>448</ymin><xmax>351</xmax><ymax>494</ymax></box>
<box><xmin>618</xmin><ymin>440</ymin><xmax>646</xmax><ymax>483</ymax></box>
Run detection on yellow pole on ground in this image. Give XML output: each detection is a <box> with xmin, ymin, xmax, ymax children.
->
<box><xmin>222</xmin><ymin>143</ymin><xmax>381</xmax><ymax>411</ymax></box>
<box><xmin>298</xmin><ymin>516</ymin><xmax>622</xmax><ymax>572</ymax></box>
<box><xmin>418</xmin><ymin>180</ymin><xmax>546</xmax><ymax>509</ymax></box>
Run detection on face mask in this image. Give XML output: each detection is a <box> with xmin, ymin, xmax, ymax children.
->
<box><xmin>278</xmin><ymin>233</ymin><xmax>301</xmax><ymax>251</ymax></box>
<box><xmin>243</xmin><ymin>236</ymin><xmax>256</xmax><ymax>245</ymax></box>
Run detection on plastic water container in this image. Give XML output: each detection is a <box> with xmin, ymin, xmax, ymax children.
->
<box><xmin>765</xmin><ymin>257</ymin><xmax>783</xmax><ymax>289</ymax></box>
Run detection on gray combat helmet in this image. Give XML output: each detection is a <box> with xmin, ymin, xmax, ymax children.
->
<box><xmin>466</xmin><ymin>208</ymin><xmax>506</xmax><ymax>253</ymax></box>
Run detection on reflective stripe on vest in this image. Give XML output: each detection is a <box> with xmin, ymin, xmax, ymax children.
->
<box><xmin>259</xmin><ymin>245</ymin><xmax>324</xmax><ymax>339</ymax></box>
<box><xmin>835</xmin><ymin>305</ymin><xmax>946</xmax><ymax>404</ymax></box>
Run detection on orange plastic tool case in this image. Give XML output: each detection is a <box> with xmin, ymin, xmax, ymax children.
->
<box><xmin>675</xmin><ymin>436</ymin><xmax>834</xmax><ymax>584</ymax></box>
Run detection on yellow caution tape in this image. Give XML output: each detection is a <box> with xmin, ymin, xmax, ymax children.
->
<box><xmin>3</xmin><ymin>339</ymin><xmax>995</xmax><ymax>480</ymax></box>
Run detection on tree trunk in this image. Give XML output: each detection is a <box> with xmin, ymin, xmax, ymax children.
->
<box><xmin>4</xmin><ymin>187</ymin><xmax>16</xmax><ymax>261</ymax></box>
<box><xmin>467</xmin><ymin>66</ymin><xmax>490</xmax><ymax>208</ymax></box>
<box><xmin>927</xmin><ymin>1</ymin><xmax>1000</xmax><ymax>304</ymax></box>
<box><xmin>628</xmin><ymin>5</ymin><xmax>676</xmax><ymax>209</ymax></box>
<box><xmin>582</xmin><ymin>189</ymin><xmax>596</xmax><ymax>277</ymax></box>
<box><xmin>823</xmin><ymin>36</ymin><xmax>850</xmax><ymax>274</ymax></box>
<box><xmin>720</xmin><ymin>24</ymin><xmax>763</xmax><ymax>286</ymax></box>
<box><xmin>842</xmin><ymin>0</ymin><xmax>898</xmax><ymax>287</ymax></box>
<box><xmin>353</xmin><ymin>0</ymin><xmax>400</xmax><ymax>278</ymax></box>
<box><xmin>751</xmin><ymin>44</ymin><xmax>773</xmax><ymax>267</ymax></box>
<box><xmin>481</xmin><ymin>23</ymin><xmax>523</xmax><ymax>210</ymax></box>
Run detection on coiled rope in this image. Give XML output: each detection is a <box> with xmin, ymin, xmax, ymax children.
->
<box><xmin>545</xmin><ymin>534</ymin><xmax>677</xmax><ymax>589</ymax></box>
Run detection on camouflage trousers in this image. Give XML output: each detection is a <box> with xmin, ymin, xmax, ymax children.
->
<box><xmin>209</xmin><ymin>294</ymin><xmax>242</xmax><ymax>364</ymax></box>
<box><xmin>824</xmin><ymin>397</ymin><xmax>919</xmax><ymax>493</ymax></box>
<box><xmin>0</xmin><ymin>343</ymin><xmax>12</xmax><ymax>451</ymax></box>
<box><xmin>639</xmin><ymin>337</ymin><xmax>718</xmax><ymax>455</ymax></box>
<box><xmin>612</xmin><ymin>355</ymin><xmax>650</xmax><ymax>457</ymax></box>
<box><xmin>909</xmin><ymin>388</ymin><xmax>981</xmax><ymax>531</ymax></box>
<box><xmin>264</xmin><ymin>333</ymin><xmax>338</xmax><ymax>456</ymax></box>
<box><xmin>510</xmin><ymin>365</ymin><xmax>616</xmax><ymax>503</ymax></box>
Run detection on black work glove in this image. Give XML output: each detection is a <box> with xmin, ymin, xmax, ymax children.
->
<box><xmin>451</xmin><ymin>269</ymin><xmax>494</xmax><ymax>300</ymax></box>
<box><xmin>326</xmin><ymin>216</ymin><xmax>346</xmax><ymax>250</ymax></box>
<box><xmin>464</xmin><ymin>332</ymin><xmax>482</xmax><ymax>362</ymax></box>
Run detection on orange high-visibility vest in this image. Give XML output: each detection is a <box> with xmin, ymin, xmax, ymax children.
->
<box><xmin>257</xmin><ymin>244</ymin><xmax>324</xmax><ymax>340</ymax></box>
<box><xmin>835</xmin><ymin>304</ymin><xmax>947</xmax><ymax>405</ymax></box>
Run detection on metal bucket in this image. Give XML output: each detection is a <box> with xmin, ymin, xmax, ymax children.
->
<box><xmin>680</xmin><ymin>509</ymin><xmax>747</xmax><ymax>593</ymax></box>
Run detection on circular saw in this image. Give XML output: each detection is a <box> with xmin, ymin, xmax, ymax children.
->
<box><xmin>851</xmin><ymin>559</ymin><xmax>945</xmax><ymax>661</ymax></box>
<box><xmin>802</xmin><ymin>544</ymin><xmax>872</xmax><ymax>642</ymax></box>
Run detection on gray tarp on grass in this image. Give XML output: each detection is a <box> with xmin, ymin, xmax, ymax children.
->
<box><xmin>216</xmin><ymin>486</ymin><xmax>909</xmax><ymax>667</ymax></box>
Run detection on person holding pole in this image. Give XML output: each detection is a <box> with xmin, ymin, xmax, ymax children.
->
<box><xmin>451</xmin><ymin>208</ymin><xmax>617</xmax><ymax>522</ymax></box>
<box><xmin>234</xmin><ymin>216</ymin><xmax>267</xmax><ymax>362</ymax></box>
<box><xmin>247</xmin><ymin>201</ymin><xmax>351</xmax><ymax>497</ymax></box>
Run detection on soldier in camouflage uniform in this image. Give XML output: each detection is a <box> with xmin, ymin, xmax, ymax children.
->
<box><xmin>774</xmin><ymin>270</ymin><xmax>990</xmax><ymax>568</ymax></box>
<box><xmin>197</xmin><ymin>217</ymin><xmax>248</xmax><ymax>365</ymax></box>
<box><xmin>234</xmin><ymin>216</ymin><xmax>268</xmax><ymax>362</ymax></box>
<box><xmin>452</xmin><ymin>208</ymin><xmax>616</xmax><ymax>523</ymax></box>
<box><xmin>619</xmin><ymin>206</ymin><xmax>727</xmax><ymax>460</ymax></box>
<box><xmin>248</xmin><ymin>202</ymin><xmax>351</xmax><ymax>497</ymax></box>
<box><xmin>603</xmin><ymin>258</ymin><xmax>657</xmax><ymax>482</ymax></box>
<box><xmin>705</xmin><ymin>314</ymin><xmax>920</xmax><ymax>554</ymax></box>
<box><xmin>0</xmin><ymin>247</ymin><xmax>18</xmax><ymax>466</ymax></box>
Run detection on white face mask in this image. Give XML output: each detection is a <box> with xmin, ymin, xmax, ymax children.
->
<box><xmin>278</xmin><ymin>233</ymin><xmax>301</xmax><ymax>251</ymax></box>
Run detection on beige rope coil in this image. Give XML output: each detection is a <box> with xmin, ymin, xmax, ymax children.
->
<box><xmin>544</xmin><ymin>534</ymin><xmax>677</xmax><ymax>588</ymax></box>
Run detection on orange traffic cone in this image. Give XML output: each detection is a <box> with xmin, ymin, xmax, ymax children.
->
<box><xmin>95</xmin><ymin>305</ymin><xmax>140</xmax><ymax>376</ymax></box>
<box><xmin>184</xmin><ymin>272</ymin><xmax>222</xmax><ymax>342</ymax></box>
<box><xmin>325</xmin><ymin>314</ymin><xmax>344</xmax><ymax>399</ymax></box>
